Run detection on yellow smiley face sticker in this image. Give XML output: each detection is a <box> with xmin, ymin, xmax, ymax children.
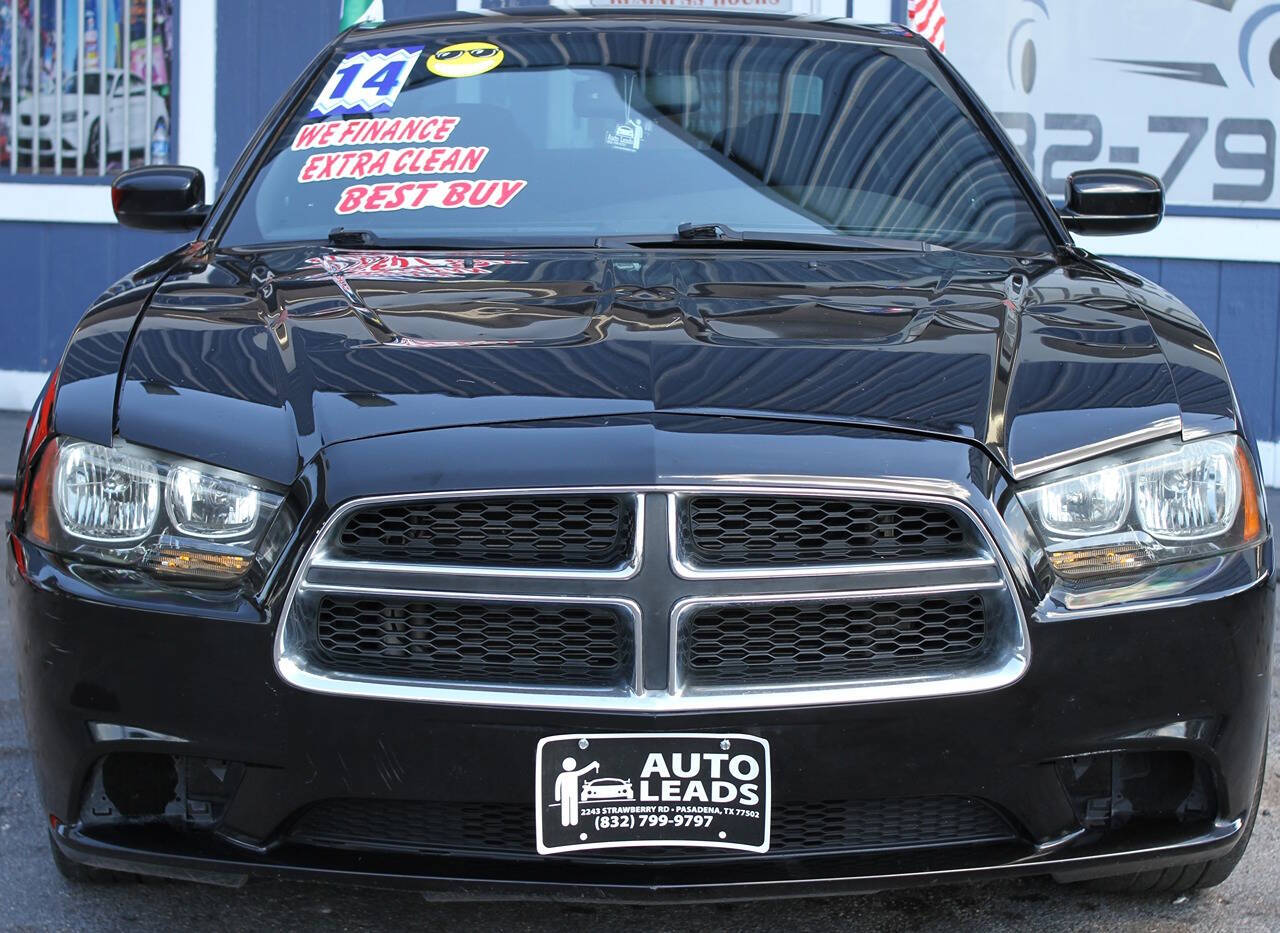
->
<box><xmin>426</xmin><ymin>42</ymin><xmax>505</xmax><ymax>78</ymax></box>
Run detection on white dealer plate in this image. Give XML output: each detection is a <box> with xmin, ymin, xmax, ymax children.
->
<box><xmin>535</xmin><ymin>733</ymin><xmax>771</xmax><ymax>855</ymax></box>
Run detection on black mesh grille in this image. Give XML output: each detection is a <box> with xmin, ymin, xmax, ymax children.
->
<box><xmin>313</xmin><ymin>595</ymin><xmax>632</xmax><ymax>688</ymax></box>
<box><xmin>680</xmin><ymin>495</ymin><xmax>969</xmax><ymax>566</ymax></box>
<box><xmin>288</xmin><ymin>796</ymin><xmax>1016</xmax><ymax>860</ymax></box>
<box><xmin>335</xmin><ymin>495</ymin><xmax>635</xmax><ymax>567</ymax></box>
<box><xmin>680</xmin><ymin>594</ymin><xmax>988</xmax><ymax>686</ymax></box>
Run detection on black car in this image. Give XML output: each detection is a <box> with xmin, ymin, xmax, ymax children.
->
<box><xmin>8</xmin><ymin>10</ymin><xmax>1273</xmax><ymax>901</ymax></box>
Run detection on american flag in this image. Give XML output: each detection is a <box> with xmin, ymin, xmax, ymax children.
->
<box><xmin>907</xmin><ymin>0</ymin><xmax>947</xmax><ymax>54</ymax></box>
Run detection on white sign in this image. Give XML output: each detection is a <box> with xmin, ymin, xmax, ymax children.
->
<box><xmin>944</xmin><ymin>0</ymin><xmax>1280</xmax><ymax>224</ymax></box>
<box><xmin>588</xmin><ymin>0</ymin><xmax>795</xmax><ymax>9</ymax></box>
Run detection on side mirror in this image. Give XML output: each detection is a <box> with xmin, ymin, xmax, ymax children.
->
<box><xmin>111</xmin><ymin>166</ymin><xmax>210</xmax><ymax>232</ymax></box>
<box><xmin>1058</xmin><ymin>169</ymin><xmax>1163</xmax><ymax>236</ymax></box>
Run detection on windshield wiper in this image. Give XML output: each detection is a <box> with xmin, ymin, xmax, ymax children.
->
<box><xmin>324</xmin><ymin>229</ymin><xmax>607</xmax><ymax>251</ymax></box>
<box><xmin>327</xmin><ymin>227</ymin><xmax>380</xmax><ymax>248</ymax></box>
<box><xmin>596</xmin><ymin>223</ymin><xmax>943</xmax><ymax>253</ymax></box>
<box><xmin>324</xmin><ymin>224</ymin><xmax>936</xmax><ymax>253</ymax></box>
<box><xmin>679</xmin><ymin>222</ymin><xmax>739</xmax><ymax>241</ymax></box>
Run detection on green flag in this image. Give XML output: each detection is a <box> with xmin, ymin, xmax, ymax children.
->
<box><xmin>341</xmin><ymin>0</ymin><xmax>385</xmax><ymax>29</ymax></box>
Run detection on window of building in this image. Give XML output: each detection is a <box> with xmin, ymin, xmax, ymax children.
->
<box><xmin>0</xmin><ymin>0</ymin><xmax>177</xmax><ymax>178</ymax></box>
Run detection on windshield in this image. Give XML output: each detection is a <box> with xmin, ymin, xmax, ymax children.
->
<box><xmin>62</xmin><ymin>74</ymin><xmax>109</xmax><ymax>95</ymax></box>
<box><xmin>222</xmin><ymin>25</ymin><xmax>1051</xmax><ymax>253</ymax></box>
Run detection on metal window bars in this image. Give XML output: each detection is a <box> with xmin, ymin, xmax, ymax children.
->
<box><xmin>5</xmin><ymin>0</ymin><xmax>171</xmax><ymax>177</ymax></box>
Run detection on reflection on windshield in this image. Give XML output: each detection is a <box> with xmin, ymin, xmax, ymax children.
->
<box><xmin>226</xmin><ymin>27</ymin><xmax>1050</xmax><ymax>253</ymax></box>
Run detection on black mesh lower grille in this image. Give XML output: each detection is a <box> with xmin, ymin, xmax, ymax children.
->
<box><xmin>288</xmin><ymin>796</ymin><xmax>1017</xmax><ymax>860</ymax></box>
<box><xmin>313</xmin><ymin>595</ymin><xmax>633</xmax><ymax>688</ymax></box>
<box><xmin>680</xmin><ymin>495</ymin><xmax>970</xmax><ymax>566</ymax></box>
<box><xmin>680</xmin><ymin>594</ymin><xmax>988</xmax><ymax>686</ymax></box>
<box><xmin>335</xmin><ymin>495</ymin><xmax>635</xmax><ymax>567</ymax></box>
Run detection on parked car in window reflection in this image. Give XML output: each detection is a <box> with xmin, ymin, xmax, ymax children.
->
<box><xmin>14</xmin><ymin>69</ymin><xmax>168</xmax><ymax>167</ymax></box>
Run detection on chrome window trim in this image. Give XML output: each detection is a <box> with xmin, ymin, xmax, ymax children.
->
<box><xmin>666</xmin><ymin>491</ymin><xmax>995</xmax><ymax>580</ymax></box>
<box><xmin>313</xmin><ymin>489</ymin><xmax>645</xmax><ymax>581</ymax></box>
<box><xmin>274</xmin><ymin>481</ymin><xmax>1030</xmax><ymax>711</ymax></box>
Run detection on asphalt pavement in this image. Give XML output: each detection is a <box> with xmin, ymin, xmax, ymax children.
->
<box><xmin>1</xmin><ymin>491</ymin><xmax>1278</xmax><ymax>931</ymax></box>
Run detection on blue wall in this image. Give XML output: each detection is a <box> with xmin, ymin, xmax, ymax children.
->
<box><xmin>0</xmin><ymin>222</ymin><xmax>184</xmax><ymax>372</ymax></box>
<box><xmin>1</xmin><ymin>0</ymin><xmax>1277</xmax><ymax>458</ymax></box>
<box><xmin>1113</xmin><ymin>258</ymin><xmax>1280</xmax><ymax>446</ymax></box>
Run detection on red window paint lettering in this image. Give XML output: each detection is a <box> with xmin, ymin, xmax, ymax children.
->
<box><xmin>336</xmin><ymin>185</ymin><xmax>371</xmax><ymax>214</ymax></box>
<box><xmin>296</xmin><ymin>146</ymin><xmax>490</xmax><ymax>183</ymax></box>
<box><xmin>439</xmin><ymin>179</ymin><xmax>527</xmax><ymax>209</ymax></box>
<box><xmin>292</xmin><ymin>123</ymin><xmax>326</xmax><ymax>149</ymax></box>
<box><xmin>363</xmin><ymin>183</ymin><xmax>391</xmax><ymax>211</ymax></box>
<box><xmin>333</xmin><ymin>179</ymin><xmax>526</xmax><ymax>214</ymax></box>
<box><xmin>410</xmin><ymin>182</ymin><xmax>440</xmax><ymax>208</ymax></box>
<box><xmin>392</xmin><ymin>150</ymin><xmax>417</xmax><ymax>175</ymax></box>
<box><xmin>291</xmin><ymin>115</ymin><xmax>462</xmax><ymax>151</ymax></box>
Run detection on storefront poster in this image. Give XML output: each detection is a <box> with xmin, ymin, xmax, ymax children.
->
<box><xmin>944</xmin><ymin>0</ymin><xmax>1280</xmax><ymax>220</ymax></box>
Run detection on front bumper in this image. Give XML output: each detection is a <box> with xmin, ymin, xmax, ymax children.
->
<box><xmin>10</xmin><ymin>417</ymin><xmax>1275</xmax><ymax>899</ymax></box>
<box><xmin>48</xmin><ymin>817</ymin><xmax>1247</xmax><ymax>901</ymax></box>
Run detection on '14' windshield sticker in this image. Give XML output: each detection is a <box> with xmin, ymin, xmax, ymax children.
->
<box><xmin>308</xmin><ymin>47</ymin><xmax>424</xmax><ymax>119</ymax></box>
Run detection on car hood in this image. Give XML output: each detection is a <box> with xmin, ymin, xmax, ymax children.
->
<box><xmin>16</xmin><ymin>94</ymin><xmax>80</xmax><ymax>116</ymax></box>
<box><xmin>115</xmin><ymin>245</ymin><xmax>1183</xmax><ymax>486</ymax></box>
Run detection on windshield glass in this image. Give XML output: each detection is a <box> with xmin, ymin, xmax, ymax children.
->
<box><xmin>63</xmin><ymin>74</ymin><xmax>107</xmax><ymax>95</ymax></box>
<box><xmin>222</xmin><ymin>25</ymin><xmax>1051</xmax><ymax>253</ymax></box>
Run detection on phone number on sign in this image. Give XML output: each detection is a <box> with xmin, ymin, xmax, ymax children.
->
<box><xmin>996</xmin><ymin>112</ymin><xmax>1276</xmax><ymax>206</ymax></box>
<box><xmin>594</xmin><ymin>814</ymin><xmax>716</xmax><ymax>831</ymax></box>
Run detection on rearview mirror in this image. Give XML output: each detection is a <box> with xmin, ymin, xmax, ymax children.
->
<box><xmin>112</xmin><ymin>166</ymin><xmax>210</xmax><ymax>232</ymax></box>
<box><xmin>1058</xmin><ymin>169</ymin><xmax>1163</xmax><ymax>236</ymax></box>
<box><xmin>643</xmin><ymin>75</ymin><xmax>700</xmax><ymax>115</ymax></box>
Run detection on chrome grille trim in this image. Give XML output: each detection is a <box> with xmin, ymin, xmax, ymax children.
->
<box><xmin>275</xmin><ymin>483</ymin><xmax>1030</xmax><ymax>711</ymax></box>
<box><xmin>309</xmin><ymin>490</ymin><xmax>644</xmax><ymax>580</ymax></box>
<box><xmin>668</xmin><ymin>492</ymin><xmax>995</xmax><ymax>579</ymax></box>
<box><xmin>669</xmin><ymin>582</ymin><xmax>1016</xmax><ymax>702</ymax></box>
<box><xmin>282</xmin><ymin>588</ymin><xmax>645</xmax><ymax>704</ymax></box>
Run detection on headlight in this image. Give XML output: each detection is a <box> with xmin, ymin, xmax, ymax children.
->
<box><xmin>1033</xmin><ymin>466</ymin><xmax>1129</xmax><ymax>537</ymax></box>
<box><xmin>56</xmin><ymin>442</ymin><xmax>160</xmax><ymax>542</ymax></box>
<box><xmin>1133</xmin><ymin>444</ymin><xmax>1240</xmax><ymax>540</ymax></box>
<box><xmin>167</xmin><ymin>466</ymin><xmax>260</xmax><ymax>538</ymax></box>
<box><xmin>28</xmin><ymin>437</ymin><xmax>286</xmax><ymax>584</ymax></box>
<box><xmin>61</xmin><ymin>111</ymin><xmax>80</xmax><ymax>123</ymax></box>
<box><xmin>1018</xmin><ymin>435</ymin><xmax>1265</xmax><ymax>579</ymax></box>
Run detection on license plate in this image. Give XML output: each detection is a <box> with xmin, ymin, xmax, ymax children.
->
<box><xmin>535</xmin><ymin>733</ymin><xmax>771</xmax><ymax>855</ymax></box>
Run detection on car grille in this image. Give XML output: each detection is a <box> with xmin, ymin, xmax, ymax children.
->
<box><xmin>314</xmin><ymin>594</ymin><xmax>634</xmax><ymax>688</ymax></box>
<box><xmin>278</xmin><ymin>487</ymin><xmax>1023</xmax><ymax>709</ymax></box>
<box><xmin>287</xmin><ymin>795</ymin><xmax>1018</xmax><ymax>860</ymax></box>
<box><xmin>678</xmin><ymin>593</ymin><xmax>987</xmax><ymax>687</ymax></box>
<box><xmin>334</xmin><ymin>494</ymin><xmax>636</xmax><ymax>568</ymax></box>
<box><xmin>680</xmin><ymin>495</ymin><xmax>970</xmax><ymax>566</ymax></box>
